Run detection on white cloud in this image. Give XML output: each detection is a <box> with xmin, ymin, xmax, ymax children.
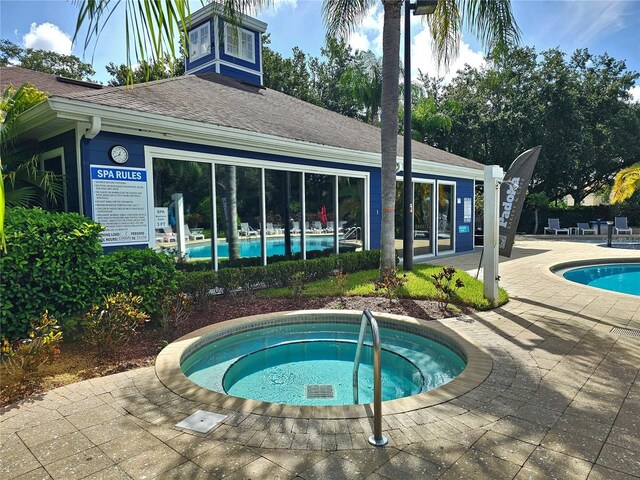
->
<box><xmin>23</xmin><ymin>22</ymin><xmax>72</xmax><ymax>55</ymax></box>
<box><xmin>348</xmin><ymin>31</ymin><xmax>370</xmax><ymax>52</ymax></box>
<box><xmin>629</xmin><ymin>85</ymin><xmax>640</xmax><ymax>103</ymax></box>
<box><xmin>259</xmin><ymin>0</ymin><xmax>297</xmax><ymax>17</ymax></box>
<box><xmin>411</xmin><ymin>25</ymin><xmax>486</xmax><ymax>83</ymax></box>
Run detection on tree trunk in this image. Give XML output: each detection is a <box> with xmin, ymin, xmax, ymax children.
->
<box><xmin>379</xmin><ymin>0</ymin><xmax>403</xmax><ymax>270</ymax></box>
<box><xmin>533</xmin><ymin>208</ymin><xmax>539</xmax><ymax>235</ymax></box>
<box><xmin>225</xmin><ymin>165</ymin><xmax>239</xmax><ymax>260</ymax></box>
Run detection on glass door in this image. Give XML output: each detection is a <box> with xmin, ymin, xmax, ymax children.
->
<box><xmin>437</xmin><ymin>183</ymin><xmax>455</xmax><ymax>253</ymax></box>
<box><xmin>413</xmin><ymin>182</ymin><xmax>433</xmax><ymax>256</ymax></box>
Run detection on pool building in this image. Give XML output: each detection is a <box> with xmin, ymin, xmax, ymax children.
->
<box><xmin>3</xmin><ymin>3</ymin><xmax>484</xmax><ymax>267</ymax></box>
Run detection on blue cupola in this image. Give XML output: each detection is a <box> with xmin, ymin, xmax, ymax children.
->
<box><xmin>183</xmin><ymin>3</ymin><xmax>267</xmax><ymax>85</ymax></box>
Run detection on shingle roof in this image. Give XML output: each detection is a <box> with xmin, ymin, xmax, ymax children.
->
<box><xmin>0</xmin><ymin>66</ymin><xmax>104</xmax><ymax>96</ymax></box>
<box><xmin>62</xmin><ymin>72</ymin><xmax>482</xmax><ymax>170</ymax></box>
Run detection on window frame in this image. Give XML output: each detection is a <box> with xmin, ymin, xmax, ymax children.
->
<box><xmin>189</xmin><ymin>22</ymin><xmax>211</xmax><ymax>61</ymax></box>
<box><xmin>223</xmin><ymin>23</ymin><xmax>255</xmax><ymax>63</ymax></box>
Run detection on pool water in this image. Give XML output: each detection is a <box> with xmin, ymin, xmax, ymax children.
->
<box><xmin>187</xmin><ymin>235</ymin><xmax>334</xmax><ymax>258</ymax></box>
<box><xmin>563</xmin><ymin>263</ymin><xmax>640</xmax><ymax>296</ymax></box>
<box><xmin>182</xmin><ymin>322</ymin><xmax>466</xmax><ymax>406</ymax></box>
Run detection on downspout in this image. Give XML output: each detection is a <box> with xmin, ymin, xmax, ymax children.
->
<box><xmin>76</xmin><ymin>116</ymin><xmax>101</xmax><ymax>215</ymax></box>
<box><xmin>85</xmin><ymin>116</ymin><xmax>101</xmax><ymax>139</ymax></box>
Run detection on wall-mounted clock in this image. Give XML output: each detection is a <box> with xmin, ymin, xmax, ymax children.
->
<box><xmin>109</xmin><ymin>145</ymin><xmax>129</xmax><ymax>164</ymax></box>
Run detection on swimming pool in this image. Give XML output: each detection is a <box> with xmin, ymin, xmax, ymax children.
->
<box><xmin>187</xmin><ymin>235</ymin><xmax>334</xmax><ymax>258</ymax></box>
<box><xmin>562</xmin><ymin>263</ymin><xmax>640</xmax><ymax>296</ymax></box>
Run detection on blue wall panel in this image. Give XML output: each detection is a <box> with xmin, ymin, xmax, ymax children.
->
<box><xmin>218</xmin><ymin>64</ymin><xmax>261</xmax><ymax>85</ymax></box>
<box><xmin>454</xmin><ymin>179</ymin><xmax>474</xmax><ymax>252</ymax></box>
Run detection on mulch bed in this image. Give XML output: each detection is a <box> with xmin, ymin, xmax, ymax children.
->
<box><xmin>1</xmin><ymin>295</ymin><xmax>457</xmax><ymax>407</ymax></box>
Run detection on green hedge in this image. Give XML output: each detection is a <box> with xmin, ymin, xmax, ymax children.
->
<box><xmin>96</xmin><ymin>248</ymin><xmax>182</xmax><ymax>318</ymax></box>
<box><xmin>181</xmin><ymin>250</ymin><xmax>380</xmax><ymax>300</ymax></box>
<box><xmin>0</xmin><ymin>208</ymin><xmax>104</xmax><ymax>339</ymax></box>
<box><xmin>1</xmin><ymin>209</ymin><xmax>183</xmax><ymax>340</ymax></box>
<box><xmin>177</xmin><ymin>245</ymin><xmax>359</xmax><ymax>272</ymax></box>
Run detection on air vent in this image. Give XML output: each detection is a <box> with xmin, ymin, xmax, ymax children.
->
<box><xmin>610</xmin><ymin>327</ymin><xmax>640</xmax><ymax>337</ymax></box>
<box><xmin>306</xmin><ymin>384</ymin><xmax>335</xmax><ymax>399</ymax></box>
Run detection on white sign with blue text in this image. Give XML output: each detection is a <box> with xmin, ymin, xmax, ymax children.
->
<box><xmin>90</xmin><ymin>165</ymin><xmax>149</xmax><ymax>245</ymax></box>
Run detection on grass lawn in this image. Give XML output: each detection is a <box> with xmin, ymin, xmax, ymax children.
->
<box><xmin>259</xmin><ymin>264</ymin><xmax>509</xmax><ymax>310</ymax></box>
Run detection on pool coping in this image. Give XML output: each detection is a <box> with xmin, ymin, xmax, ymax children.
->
<box><xmin>155</xmin><ymin>310</ymin><xmax>493</xmax><ymax>419</ymax></box>
<box><xmin>547</xmin><ymin>257</ymin><xmax>640</xmax><ymax>299</ymax></box>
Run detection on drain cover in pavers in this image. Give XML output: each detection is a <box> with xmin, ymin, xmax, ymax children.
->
<box><xmin>175</xmin><ymin>410</ymin><xmax>228</xmax><ymax>433</ymax></box>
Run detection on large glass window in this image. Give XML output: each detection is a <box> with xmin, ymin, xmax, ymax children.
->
<box><xmin>414</xmin><ymin>182</ymin><xmax>433</xmax><ymax>256</ymax></box>
<box><xmin>437</xmin><ymin>183</ymin><xmax>455</xmax><ymax>253</ymax></box>
<box><xmin>305</xmin><ymin>173</ymin><xmax>335</xmax><ymax>255</ymax></box>
<box><xmin>189</xmin><ymin>23</ymin><xmax>210</xmax><ymax>60</ymax></box>
<box><xmin>265</xmin><ymin>169</ymin><xmax>302</xmax><ymax>258</ymax></box>
<box><xmin>394</xmin><ymin>180</ymin><xmax>404</xmax><ymax>258</ymax></box>
<box><xmin>215</xmin><ymin>165</ymin><xmax>261</xmax><ymax>261</ymax></box>
<box><xmin>153</xmin><ymin>158</ymin><xmax>212</xmax><ymax>255</ymax></box>
<box><xmin>339</xmin><ymin>176</ymin><xmax>365</xmax><ymax>251</ymax></box>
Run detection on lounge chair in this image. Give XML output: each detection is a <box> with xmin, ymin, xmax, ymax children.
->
<box><xmin>312</xmin><ymin>221</ymin><xmax>323</xmax><ymax>233</ymax></box>
<box><xmin>544</xmin><ymin>218</ymin><xmax>569</xmax><ymax>235</ymax></box>
<box><xmin>292</xmin><ymin>222</ymin><xmax>301</xmax><ymax>234</ymax></box>
<box><xmin>265</xmin><ymin>223</ymin><xmax>276</xmax><ymax>235</ymax></box>
<box><xmin>576</xmin><ymin>222</ymin><xmax>596</xmax><ymax>235</ymax></box>
<box><xmin>240</xmin><ymin>222</ymin><xmax>258</xmax><ymax>237</ymax></box>
<box><xmin>157</xmin><ymin>227</ymin><xmax>177</xmax><ymax>242</ymax></box>
<box><xmin>326</xmin><ymin>221</ymin><xmax>335</xmax><ymax>233</ymax></box>
<box><xmin>614</xmin><ymin>217</ymin><xmax>632</xmax><ymax>234</ymax></box>
<box><xmin>184</xmin><ymin>224</ymin><xmax>205</xmax><ymax>241</ymax></box>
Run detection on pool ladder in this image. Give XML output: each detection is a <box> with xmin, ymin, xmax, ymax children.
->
<box><xmin>353</xmin><ymin>309</ymin><xmax>388</xmax><ymax>447</ymax></box>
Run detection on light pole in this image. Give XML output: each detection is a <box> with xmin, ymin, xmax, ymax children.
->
<box><xmin>403</xmin><ymin>0</ymin><xmax>437</xmax><ymax>271</ymax></box>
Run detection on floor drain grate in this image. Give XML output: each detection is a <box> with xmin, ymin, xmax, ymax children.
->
<box><xmin>306</xmin><ymin>384</ymin><xmax>335</xmax><ymax>399</ymax></box>
<box><xmin>610</xmin><ymin>327</ymin><xmax>640</xmax><ymax>337</ymax></box>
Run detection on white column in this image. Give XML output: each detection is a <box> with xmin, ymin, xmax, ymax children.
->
<box><xmin>483</xmin><ymin>165</ymin><xmax>504</xmax><ymax>307</ymax></box>
<box><xmin>172</xmin><ymin>193</ymin><xmax>186</xmax><ymax>259</ymax></box>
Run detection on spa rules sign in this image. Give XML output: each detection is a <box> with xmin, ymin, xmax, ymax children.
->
<box><xmin>90</xmin><ymin>165</ymin><xmax>150</xmax><ymax>245</ymax></box>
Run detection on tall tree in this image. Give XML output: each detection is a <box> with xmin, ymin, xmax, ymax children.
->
<box><xmin>73</xmin><ymin>0</ymin><xmax>520</xmax><ymax>270</ymax></box>
<box><xmin>0</xmin><ymin>39</ymin><xmax>95</xmax><ymax>80</ymax></box>
<box><xmin>340</xmin><ymin>50</ymin><xmax>383</xmax><ymax>125</ymax></box>
<box><xmin>106</xmin><ymin>55</ymin><xmax>185</xmax><ymax>86</ymax></box>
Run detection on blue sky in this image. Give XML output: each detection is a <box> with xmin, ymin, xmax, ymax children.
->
<box><xmin>1</xmin><ymin>0</ymin><xmax>639</xmax><ymax>97</ymax></box>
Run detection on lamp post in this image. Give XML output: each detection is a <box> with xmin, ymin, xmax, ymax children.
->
<box><xmin>403</xmin><ymin>0</ymin><xmax>437</xmax><ymax>271</ymax></box>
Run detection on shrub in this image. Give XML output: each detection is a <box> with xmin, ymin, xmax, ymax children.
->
<box><xmin>96</xmin><ymin>248</ymin><xmax>182</xmax><ymax>320</ymax></box>
<box><xmin>431</xmin><ymin>266</ymin><xmax>465</xmax><ymax>311</ymax></box>
<box><xmin>374</xmin><ymin>267</ymin><xmax>408</xmax><ymax>303</ymax></box>
<box><xmin>290</xmin><ymin>271</ymin><xmax>310</xmax><ymax>298</ymax></box>
<box><xmin>0</xmin><ymin>208</ymin><xmax>104</xmax><ymax>340</ymax></box>
<box><xmin>181</xmin><ymin>271</ymin><xmax>218</xmax><ymax>307</ymax></box>
<box><xmin>158</xmin><ymin>291</ymin><xmax>193</xmax><ymax>337</ymax></box>
<box><xmin>82</xmin><ymin>293</ymin><xmax>149</xmax><ymax>355</ymax></box>
<box><xmin>1</xmin><ymin>311</ymin><xmax>63</xmax><ymax>384</ymax></box>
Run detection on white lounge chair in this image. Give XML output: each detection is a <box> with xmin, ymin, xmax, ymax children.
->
<box><xmin>326</xmin><ymin>221</ymin><xmax>335</xmax><ymax>233</ymax></box>
<box><xmin>312</xmin><ymin>221</ymin><xmax>323</xmax><ymax>233</ymax></box>
<box><xmin>614</xmin><ymin>217</ymin><xmax>632</xmax><ymax>234</ymax></box>
<box><xmin>544</xmin><ymin>218</ymin><xmax>569</xmax><ymax>235</ymax></box>
<box><xmin>292</xmin><ymin>222</ymin><xmax>301</xmax><ymax>234</ymax></box>
<box><xmin>265</xmin><ymin>223</ymin><xmax>276</xmax><ymax>235</ymax></box>
<box><xmin>184</xmin><ymin>224</ymin><xmax>204</xmax><ymax>241</ymax></box>
<box><xmin>576</xmin><ymin>222</ymin><xmax>596</xmax><ymax>235</ymax></box>
<box><xmin>240</xmin><ymin>222</ymin><xmax>258</xmax><ymax>237</ymax></box>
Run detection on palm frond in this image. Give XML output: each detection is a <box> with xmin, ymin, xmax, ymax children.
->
<box><xmin>427</xmin><ymin>0</ymin><xmax>462</xmax><ymax>67</ymax></box>
<box><xmin>461</xmin><ymin>0</ymin><xmax>521</xmax><ymax>57</ymax></box>
<box><xmin>322</xmin><ymin>0</ymin><xmax>376</xmax><ymax>38</ymax></box>
<box><xmin>610</xmin><ymin>163</ymin><xmax>640</xmax><ymax>204</ymax></box>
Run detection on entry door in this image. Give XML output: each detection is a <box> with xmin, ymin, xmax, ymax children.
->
<box><xmin>437</xmin><ymin>182</ymin><xmax>455</xmax><ymax>253</ymax></box>
<box><xmin>413</xmin><ymin>181</ymin><xmax>434</xmax><ymax>256</ymax></box>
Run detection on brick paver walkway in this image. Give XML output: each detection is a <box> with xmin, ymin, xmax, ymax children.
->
<box><xmin>1</xmin><ymin>238</ymin><xmax>639</xmax><ymax>479</ymax></box>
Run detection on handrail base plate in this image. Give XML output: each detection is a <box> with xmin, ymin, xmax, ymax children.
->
<box><xmin>368</xmin><ymin>435</ymin><xmax>389</xmax><ymax>447</ymax></box>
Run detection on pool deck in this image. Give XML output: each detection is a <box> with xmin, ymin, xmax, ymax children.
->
<box><xmin>2</xmin><ymin>238</ymin><xmax>639</xmax><ymax>479</ymax></box>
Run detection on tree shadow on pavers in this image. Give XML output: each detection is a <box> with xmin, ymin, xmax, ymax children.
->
<box><xmin>500</xmin><ymin>246</ymin><xmax>552</xmax><ymax>263</ymax></box>
<box><xmin>510</xmin><ymin>296</ymin><xmax>632</xmax><ymax>330</ymax></box>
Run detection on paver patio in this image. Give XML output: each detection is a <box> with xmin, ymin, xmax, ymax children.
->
<box><xmin>1</xmin><ymin>238</ymin><xmax>638</xmax><ymax>479</ymax></box>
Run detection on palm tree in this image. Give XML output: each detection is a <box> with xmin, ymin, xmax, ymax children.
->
<box><xmin>1</xmin><ymin>84</ymin><xmax>63</xmax><ymax>251</ymax></box>
<box><xmin>340</xmin><ymin>50</ymin><xmax>383</xmax><ymax>125</ymax></box>
<box><xmin>610</xmin><ymin>163</ymin><xmax>640</xmax><ymax>204</ymax></box>
<box><xmin>73</xmin><ymin>0</ymin><xmax>520</xmax><ymax>270</ymax></box>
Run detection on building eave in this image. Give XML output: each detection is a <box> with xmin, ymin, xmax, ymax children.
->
<box><xmin>43</xmin><ymin>96</ymin><xmax>483</xmax><ymax>180</ymax></box>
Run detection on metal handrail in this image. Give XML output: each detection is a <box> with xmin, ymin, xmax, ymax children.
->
<box><xmin>353</xmin><ymin>309</ymin><xmax>388</xmax><ymax>447</ymax></box>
